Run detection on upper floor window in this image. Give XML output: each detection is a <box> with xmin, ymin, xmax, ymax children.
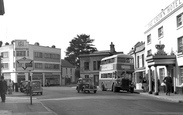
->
<box><xmin>16</xmin><ymin>51</ymin><xmax>26</xmax><ymax>57</ymax></box>
<box><xmin>147</xmin><ymin>34</ymin><xmax>151</xmax><ymax>44</ymax></box>
<box><xmin>1</xmin><ymin>52</ymin><xmax>8</xmax><ymax>58</ymax></box>
<box><xmin>35</xmin><ymin>63</ymin><xmax>43</xmax><ymax>69</ymax></box>
<box><xmin>178</xmin><ymin>36</ymin><xmax>183</xmax><ymax>53</ymax></box>
<box><xmin>84</xmin><ymin>62</ymin><xmax>89</xmax><ymax>70</ymax></box>
<box><xmin>93</xmin><ymin>61</ymin><xmax>97</xmax><ymax>70</ymax></box>
<box><xmin>177</xmin><ymin>13</ymin><xmax>183</xmax><ymax>27</ymax></box>
<box><xmin>137</xmin><ymin>56</ymin><xmax>139</xmax><ymax>68</ymax></box>
<box><xmin>142</xmin><ymin>54</ymin><xmax>144</xmax><ymax>67</ymax></box>
<box><xmin>34</xmin><ymin>52</ymin><xmax>43</xmax><ymax>58</ymax></box>
<box><xmin>2</xmin><ymin>63</ymin><xmax>8</xmax><ymax>69</ymax></box>
<box><xmin>158</xmin><ymin>26</ymin><xmax>164</xmax><ymax>38</ymax></box>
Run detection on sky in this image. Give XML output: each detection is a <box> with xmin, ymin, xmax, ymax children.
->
<box><xmin>0</xmin><ymin>0</ymin><xmax>174</xmax><ymax>59</ymax></box>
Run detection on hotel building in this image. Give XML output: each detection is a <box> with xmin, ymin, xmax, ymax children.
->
<box><xmin>144</xmin><ymin>0</ymin><xmax>183</xmax><ymax>94</ymax></box>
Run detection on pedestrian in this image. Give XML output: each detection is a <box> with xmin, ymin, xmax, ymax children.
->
<box><xmin>0</xmin><ymin>75</ymin><xmax>7</xmax><ymax>102</ymax></box>
<box><xmin>142</xmin><ymin>77</ymin><xmax>147</xmax><ymax>92</ymax></box>
<box><xmin>163</xmin><ymin>74</ymin><xmax>172</xmax><ymax>96</ymax></box>
<box><xmin>157</xmin><ymin>79</ymin><xmax>160</xmax><ymax>92</ymax></box>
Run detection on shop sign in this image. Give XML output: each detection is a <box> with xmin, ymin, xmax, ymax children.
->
<box><xmin>16</xmin><ymin>57</ymin><xmax>33</xmax><ymax>71</ymax></box>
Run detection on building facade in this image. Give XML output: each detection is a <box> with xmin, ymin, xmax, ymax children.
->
<box><xmin>0</xmin><ymin>40</ymin><xmax>61</xmax><ymax>87</ymax></box>
<box><xmin>79</xmin><ymin>42</ymin><xmax>123</xmax><ymax>86</ymax></box>
<box><xmin>61</xmin><ymin>59</ymin><xmax>76</xmax><ymax>85</ymax></box>
<box><xmin>128</xmin><ymin>41</ymin><xmax>146</xmax><ymax>90</ymax></box>
<box><xmin>144</xmin><ymin>0</ymin><xmax>183</xmax><ymax>94</ymax></box>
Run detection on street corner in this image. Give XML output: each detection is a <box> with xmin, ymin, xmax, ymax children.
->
<box><xmin>0</xmin><ymin>110</ymin><xmax>12</xmax><ymax>115</ymax></box>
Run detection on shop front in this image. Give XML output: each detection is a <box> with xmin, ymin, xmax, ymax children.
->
<box><xmin>45</xmin><ymin>73</ymin><xmax>60</xmax><ymax>86</ymax></box>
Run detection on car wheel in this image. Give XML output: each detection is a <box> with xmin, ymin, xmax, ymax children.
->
<box><xmin>94</xmin><ymin>90</ymin><xmax>97</xmax><ymax>93</ymax></box>
<box><xmin>88</xmin><ymin>91</ymin><xmax>90</xmax><ymax>93</ymax></box>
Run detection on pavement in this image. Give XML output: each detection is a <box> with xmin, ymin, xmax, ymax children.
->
<box><xmin>1</xmin><ymin>89</ymin><xmax>183</xmax><ymax>115</ymax></box>
<box><xmin>135</xmin><ymin>89</ymin><xmax>183</xmax><ymax>103</ymax></box>
<box><xmin>0</xmin><ymin>91</ymin><xmax>57</xmax><ymax>115</ymax></box>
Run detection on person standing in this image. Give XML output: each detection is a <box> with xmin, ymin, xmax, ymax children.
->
<box><xmin>163</xmin><ymin>75</ymin><xmax>172</xmax><ymax>96</ymax></box>
<box><xmin>0</xmin><ymin>76</ymin><xmax>7</xmax><ymax>102</ymax></box>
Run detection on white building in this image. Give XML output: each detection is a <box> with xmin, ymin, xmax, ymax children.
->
<box><xmin>144</xmin><ymin>0</ymin><xmax>183</xmax><ymax>95</ymax></box>
<box><xmin>0</xmin><ymin>40</ymin><xmax>61</xmax><ymax>87</ymax></box>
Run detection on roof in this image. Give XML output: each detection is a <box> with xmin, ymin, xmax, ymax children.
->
<box><xmin>61</xmin><ymin>59</ymin><xmax>75</xmax><ymax>68</ymax></box>
<box><xmin>79</xmin><ymin>50</ymin><xmax>123</xmax><ymax>58</ymax></box>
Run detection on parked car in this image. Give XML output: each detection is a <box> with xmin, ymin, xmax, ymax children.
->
<box><xmin>25</xmin><ymin>80</ymin><xmax>43</xmax><ymax>95</ymax></box>
<box><xmin>76</xmin><ymin>78</ymin><xmax>97</xmax><ymax>93</ymax></box>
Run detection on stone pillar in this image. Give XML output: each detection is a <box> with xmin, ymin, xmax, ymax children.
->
<box><xmin>154</xmin><ymin>66</ymin><xmax>159</xmax><ymax>95</ymax></box>
<box><xmin>148</xmin><ymin>66</ymin><xmax>152</xmax><ymax>94</ymax></box>
<box><xmin>173</xmin><ymin>66</ymin><xmax>176</xmax><ymax>94</ymax></box>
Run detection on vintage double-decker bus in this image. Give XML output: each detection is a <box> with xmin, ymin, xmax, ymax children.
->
<box><xmin>99</xmin><ymin>54</ymin><xmax>134</xmax><ymax>92</ymax></box>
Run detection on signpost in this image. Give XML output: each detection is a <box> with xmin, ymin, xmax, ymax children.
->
<box><xmin>16</xmin><ymin>57</ymin><xmax>33</xmax><ymax>105</ymax></box>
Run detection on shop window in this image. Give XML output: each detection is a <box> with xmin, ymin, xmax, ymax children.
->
<box><xmin>180</xmin><ymin>67</ymin><xmax>183</xmax><ymax>84</ymax></box>
<box><xmin>158</xmin><ymin>26</ymin><xmax>164</xmax><ymax>38</ymax></box>
<box><xmin>177</xmin><ymin>13</ymin><xmax>183</xmax><ymax>27</ymax></box>
<box><xmin>178</xmin><ymin>36</ymin><xmax>183</xmax><ymax>53</ymax></box>
<box><xmin>147</xmin><ymin>34</ymin><xmax>151</xmax><ymax>44</ymax></box>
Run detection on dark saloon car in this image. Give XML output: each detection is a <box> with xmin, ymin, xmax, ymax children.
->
<box><xmin>76</xmin><ymin>78</ymin><xmax>97</xmax><ymax>93</ymax></box>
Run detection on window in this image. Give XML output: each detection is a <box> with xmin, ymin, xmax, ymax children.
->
<box><xmin>158</xmin><ymin>26</ymin><xmax>163</xmax><ymax>38</ymax></box>
<box><xmin>147</xmin><ymin>34</ymin><xmax>151</xmax><ymax>44</ymax></box>
<box><xmin>84</xmin><ymin>62</ymin><xmax>89</xmax><ymax>70</ymax></box>
<box><xmin>45</xmin><ymin>63</ymin><xmax>59</xmax><ymax>69</ymax></box>
<box><xmin>147</xmin><ymin>50</ymin><xmax>152</xmax><ymax>56</ymax></box>
<box><xmin>180</xmin><ymin>67</ymin><xmax>183</xmax><ymax>83</ymax></box>
<box><xmin>16</xmin><ymin>51</ymin><xmax>26</xmax><ymax>57</ymax></box>
<box><xmin>97</xmin><ymin>61</ymin><xmax>101</xmax><ymax>70</ymax></box>
<box><xmin>34</xmin><ymin>52</ymin><xmax>43</xmax><ymax>58</ymax></box>
<box><xmin>2</xmin><ymin>63</ymin><xmax>8</xmax><ymax>69</ymax></box>
<box><xmin>85</xmin><ymin>75</ymin><xmax>89</xmax><ymax>78</ymax></box>
<box><xmin>35</xmin><ymin>63</ymin><xmax>43</xmax><ymax>69</ymax></box>
<box><xmin>142</xmin><ymin>54</ymin><xmax>144</xmax><ymax>67</ymax></box>
<box><xmin>137</xmin><ymin>56</ymin><xmax>139</xmax><ymax>68</ymax></box>
<box><xmin>177</xmin><ymin>13</ymin><xmax>183</xmax><ymax>27</ymax></box>
<box><xmin>178</xmin><ymin>36</ymin><xmax>183</xmax><ymax>53</ymax></box>
<box><xmin>93</xmin><ymin>61</ymin><xmax>97</xmax><ymax>70</ymax></box>
<box><xmin>1</xmin><ymin>52</ymin><xmax>8</xmax><ymax>58</ymax></box>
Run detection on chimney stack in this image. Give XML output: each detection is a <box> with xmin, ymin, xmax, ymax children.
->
<box><xmin>110</xmin><ymin>42</ymin><xmax>115</xmax><ymax>53</ymax></box>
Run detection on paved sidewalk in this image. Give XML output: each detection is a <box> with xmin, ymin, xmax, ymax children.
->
<box><xmin>0</xmin><ymin>92</ymin><xmax>57</xmax><ymax>115</ymax></box>
<box><xmin>137</xmin><ymin>90</ymin><xmax>183</xmax><ymax>103</ymax></box>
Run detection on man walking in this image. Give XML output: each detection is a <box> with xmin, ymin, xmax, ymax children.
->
<box><xmin>0</xmin><ymin>75</ymin><xmax>7</xmax><ymax>102</ymax></box>
<box><xmin>163</xmin><ymin>74</ymin><xmax>172</xmax><ymax>96</ymax></box>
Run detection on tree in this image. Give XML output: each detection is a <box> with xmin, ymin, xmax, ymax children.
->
<box><xmin>64</xmin><ymin>34</ymin><xmax>97</xmax><ymax>67</ymax></box>
<box><xmin>34</xmin><ymin>42</ymin><xmax>40</xmax><ymax>46</ymax></box>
